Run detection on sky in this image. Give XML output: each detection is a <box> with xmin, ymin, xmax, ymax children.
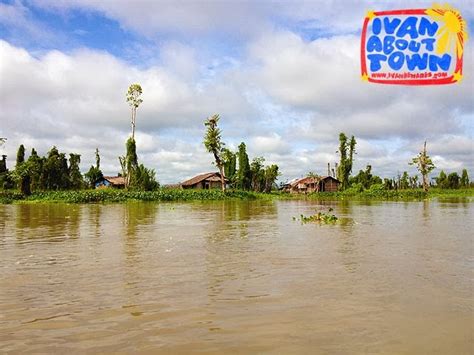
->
<box><xmin>0</xmin><ymin>0</ymin><xmax>473</xmax><ymax>184</ymax></box>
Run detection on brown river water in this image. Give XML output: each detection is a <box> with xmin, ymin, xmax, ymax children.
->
<box><xmin>0</xmin><ymin>199</ymin><xmax>472</xmax><ymax>354</ymax></box>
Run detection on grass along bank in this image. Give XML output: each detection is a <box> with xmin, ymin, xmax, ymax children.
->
<box><xmin>0</xmin><ymin>189</ymin><xmax>268</xmax><ymax>204</ymax></box>
<box><xmin>306</xmin><ymin>186</ymin><xmax>474</xmax><ymax>200</ymax></box>
<box><xmin>0</xmin><ymin>187</ymin><xmax>473</xmax><ymax>204</ymax></box>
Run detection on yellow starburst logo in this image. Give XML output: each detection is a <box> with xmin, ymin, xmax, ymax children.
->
<box><xmin>425</xmin><ymin>3</ymin><xmax>468</xmax><ymax>59</ymax></box>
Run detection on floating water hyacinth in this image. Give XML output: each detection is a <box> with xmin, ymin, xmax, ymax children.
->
<box><xmin>294</xmin><ymin>208</ymin><xmax>338</xmax><ymax>224</ymax></box>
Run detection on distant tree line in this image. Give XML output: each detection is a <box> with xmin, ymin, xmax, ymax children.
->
<box><xmin>333</xmin><ymin>136</ymin><xmax>470</xmax><ymax>192</ymax></box>
<box><xmin>0</xmin><ymin>145</ymin><xmax>86</xmax><ymax>195</ymax></box>
<box><xmin>0</xmin><ymin>142</ymin><xmax>159</xmax><ymax>195</ymax></box>
<box><xmin>1</xmin><ymin>86</ymin><xmax>471</xmax><ymax>196</ymax></box>
<box><xmin>434</xmin><ymin>169</ymin><xmax>470</xmax><ymax>189</ymax></box>
<box><xmin>0</xmin><ymin>83</ymin><xmax>162</xmax><ymax>195</ymax></box>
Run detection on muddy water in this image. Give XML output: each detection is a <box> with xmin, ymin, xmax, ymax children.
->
<box><xmin>0</xmin><ymin>200</ymin><xmax>472</xmax><ymax>353</ymax></box>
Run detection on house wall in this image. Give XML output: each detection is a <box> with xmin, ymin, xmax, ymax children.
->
<box><xmin>183</xmin><ymin>180</ymin><xmax>221</xmax><ymax>189</ymax></box>
<box><xmin>322</xmin><ymin>179</ymin><xmax>339</xmax><ymax>192</ymax></box>
<box><xmin>209</xmin><ymin>181</ymin><xmax>221</xmax><ymax>189</ymax></box>
<box><xmin>95</xmin><ymin>180</ymin><xmax>111</xmax><ymax>189</ymax></box>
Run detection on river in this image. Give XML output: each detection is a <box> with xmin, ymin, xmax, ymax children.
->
<box><xmin>0</xmin><ymin>200</ymin><xmax>472</xmax><ymax>353</ymax></box>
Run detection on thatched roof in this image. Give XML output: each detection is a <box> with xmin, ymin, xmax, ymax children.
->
<box><xmin>103</xmin><ymin>176</ymin><xmax>126</xmax><ymax>186</ymax></box>
<box><xmin>181</xmin><ymin>172</ymin><xmax>221</xmax><ymax>187</ymax></box>
<box><xmin>287</xmin><ymin>175</ymin><xmax>340</xmax><ymax>188</ymax></box>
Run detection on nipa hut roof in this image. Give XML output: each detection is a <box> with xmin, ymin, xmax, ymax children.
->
<box><xmin>103</xmin><ymin>176</ymin><xmax>126</xmax><ymax>186</ymax></box>
<box><xmin>181</xmin><ymin>172</ymin><xmax>220</xmax><ymax>187</ymax></box>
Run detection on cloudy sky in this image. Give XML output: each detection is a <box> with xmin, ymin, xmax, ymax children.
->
<box><xmin>0</xmin><ymin>0</ymin><xmax>472</xmax><ymax>184</ymax></box>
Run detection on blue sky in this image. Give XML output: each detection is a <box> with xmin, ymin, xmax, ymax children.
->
<box><xmin>0</xmin><ymin>0</ymin><xmax>473</xmax><ymax>183</ymax></box>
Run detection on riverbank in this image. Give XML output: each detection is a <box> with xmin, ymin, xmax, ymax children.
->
<box><xmin>307</xmin><ymin>187</ymin><xmax>474</xmax><ymax>201</ymax></box>
<box><xmin>1</xmin><ymin>187</ymin><xmax>473</xmax><ymax>204</ymax></box>
<box><xmin>0</xmin><ymin>189</ymin><xmax>265</xmax><ymax>204</ymax></box>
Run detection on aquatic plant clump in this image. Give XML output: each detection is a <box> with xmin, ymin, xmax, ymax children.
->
<box><xmin>294</xmin><ymin>208</ymin><xmax>338</xmax><ymax>224</ymax></box>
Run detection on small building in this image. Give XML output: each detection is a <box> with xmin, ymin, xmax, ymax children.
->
<box><xmin>283</xmin><ymin>176</ymin><xmax>340</xmax><ymax>194</ymax></box>
<box><xmin>95</xmin><ymin>176</ymin><xmax>126</xmax><ymax>189</ymax></box>
<box><xmin>181</xmin><ymin>172</ymin><xmax>228</xmax><ymax>189</ymax></box>
<box><xmin>319</xmin><ymin>176</ymin><xmax>340</xmax><ymax>192</ymax></box>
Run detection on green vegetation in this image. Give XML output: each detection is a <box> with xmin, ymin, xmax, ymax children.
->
<box><xmin>202</xmin><ymin>116</ymin><xmax>280</xmax><ymax>193</ymax></box>
<box><xmin>84</xmin><ymin>148</ymin><xmax>103</xmax><ymax>188</ymax></box>
<box><xmin>0</xmin><ymin>105</ymin><xmax>471</xmax><ymax>205</ymax></box>
<box><xmin>306</xmin><ymin>186</ymin><xmax>473</xmax><ymax>201</ymax></box>
<box><xmin>294</xmin><ymin>208</ymin><xmax>338</xmax><ymax>224</ymax></box>
<box><xmin>350</xmin><ymin>164</ymin><xmax>382</xmax><ymax>189</ymax></box>
<box><xmin>0</xmin><ymin>188</ymin><xmax>265</xmax><ymax>204</ymax></box>
<box><xmin>236</xmin><ymin>142</ymin><xmax>251</xmax><ymax>190</ymax></box>
<box><xmin>222</xmin><ymin>148</ymin><xmax>237</xmax><ymax>184</ymax></box>
<box><xmin>410</xmin><ymin>141</ymin><xmax>435</xmax><ymax>192</ymax></box>
<box><xmin>337</xmin><ymin>133</ymin><xmax>356</xmax><ymax>190</ymax></box>
<box><xmin>126</xmin><ymin>83</ymin><xmax>143</xmax><ymax>141</ymax></box>
<box><xmin>1</xmin><ymin>186</ymin><xmax>472</xmax><ymax>205</ymax></box>
<box><xmin>203</xmin><ymin>114</ymin><xmax>226</xmax><ymax>191</ymax></box>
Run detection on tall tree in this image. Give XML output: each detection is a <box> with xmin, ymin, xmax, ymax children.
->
<box><xmin>447</xmin><ymin>172</ymin><xmax>460</xmax><ymax>189</ymax></box>
<box><xmin>95</xmin><ymin>148</ymin><xmax>101</xmax><ymax>170</ymax></box>
<box><xmin>337</xmin><ymin>133</ymin><xmax>356</xmax><ymax>190</ymax></box>
<box><xmin>125</xmin><ymin>137</ymin><xmax>138</xmax><ymax>188</ymax></box>
<box><xmin>203</xmin><ymin>114</ymin><xmax>226</xmax><ymax>191</ymax></box>
<box><xmin>409</xmin><ymin>175</ymin><xmax>419</xmax><ymax>189</ymax></box>
<box><xmin>222</xmin><ymin>148</ymin><xmax>236</xmax><ymax>187</ymax></box>
<box><xmin>350</xmin><ymin>164</ymin><xmax>381</xmax><ymax>189</ymax></box>
<box><xmin>400</xmin><ymin>171</ymin><xmax>410</xmax><ymax>189</ymax></box>
<box><xmin>250</xmin><ymin>156</ymin><xmax>265</xmax><ymax>192</ymax></box>
<box><xmin>12</xmin><ymin>161</ymin><xmax>31</xmax><ymax>195</ymax></box>
<box><xmin>85</xmin><ymin>149</ymin><xmax>103</xmax><ymax>188</ymax></box>
<box><xmin>236</xmin><ymin>142</ymin><xmax>251</xmax><ymax>190</ymax></box>
<box><xmin>14</xmin><ymin>144</ymin><xmax>30</xmax><ymax>194</ymax></box>
<box><xmin>460</xmin><ymin>169</ymin><xmax>469</xmax><ymax>187</ymax></box>
<box><xmin>43</xmin><ymin>147</ymin><xmax>67</xmax><ymax>190</ymax></box>
<box><xmin>131</xmin><ymin>164</ymin><xmax>159</xmax><ymax>191</ymax></box>
<box><xmin>16</xmin><ymin>144</ymin><xmax>25</xmax><ymax>166</ymax></box>
<box><xmin>126</xmin><ymin>83</ymin><xmax>143</xmax><ymax>141</ymax></box>
<box><xmin>436</xmin><ymin>170</ymin><xmax>448</xmax><ymax>188</ymax></box>
<box><xmin>349</xmin><ymin>136</ymin><xmax>356</xmax><ymax>167</ymax></box>
<box><xmin>68</xmin><ymin>153</ymin><xmax>83</xmax><ymax>189</ymax></box>
<box><xmin>27</xmin><ymin>148</ymin><xmax>43</xmax><ymax>191</ymax></box>
<box><xmin>264</xmin><ymin>164</ymin><xmax>279</xmax><ymax>193</ymax></box>
<box><xmin>410</xmin><ymin>141</ymin><xmax>435</xmax><ymax>192</ymax></box>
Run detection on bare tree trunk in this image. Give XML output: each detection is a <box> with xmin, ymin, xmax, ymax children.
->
<box><xmin>213</xmin><ymin>152</ymin><xmax>226</xmax><ymax>192</ymax></box>
<box><xmin>422</xmin><ymin>141</ymin><xmax>428</xmax><ymax>192</ymax></box>
<box><xmin>219</xmin><ymin>165</ymin><xmax>226</xmax><ymax>192</ymax></box>
<box><xmin>131</xmin><ymin>107</ymin><xmax>136</xmax><ymax>141</ymax></box>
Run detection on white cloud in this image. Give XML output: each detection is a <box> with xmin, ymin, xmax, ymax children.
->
<box><xmin>251</xmin><ymin>133</ymin><xmax>289</xmax><ymax>154</ymax></box>
<box><xmin>1</xmin><ymin>1</ymin><xmax>473</xmax><ymax>184</ymax></box>
<box><xmin>28</xmin><ymin>0</ymin><xmax>474</xmax><ymax>38</ymax></box>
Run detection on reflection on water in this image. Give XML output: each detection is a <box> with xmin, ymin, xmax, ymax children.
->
<box><xmin>0</xmin><ymin>200</ymin><xmax>473</xmax><ymax>353</ymax></box>
<box><xmin>15</xmin><ymin>204</ymin><xmax>82</xmax><ymax>242</ymax></box>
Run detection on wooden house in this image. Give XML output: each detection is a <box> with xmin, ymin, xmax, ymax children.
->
<box><xmin>283</xmin><ymin>176</ymin><xmax>340</xmax><ymax>194</ymax></box>
<box><xmin>95</xmin><ymin>176</ymin><xmax>126</xmax><ymax>189</ymax></box>
<box><xmin>319</xmin><ymin>176</ymin><xmax>340</xmax><ymax>192</ymax></box>
<box><xmin>181</xmin><ymin>172</ymin><xmax>228</xmax><ymax>189</ymax></box>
